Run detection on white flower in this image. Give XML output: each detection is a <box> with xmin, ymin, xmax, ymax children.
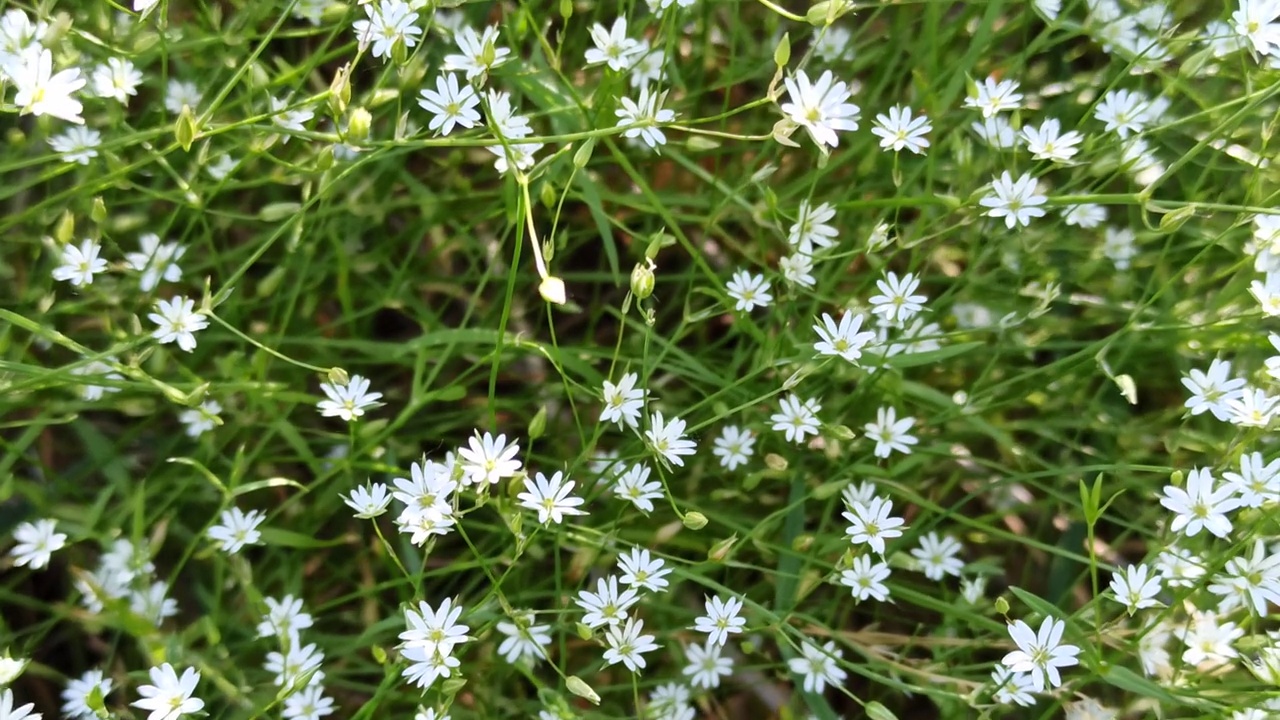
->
<box><xmin>871</xmin><ymin>105</ymin><xmax>931</xmax><ymax>154</ymax></box>
<box><xmin>12</xmin><ymin>48</ymin><xmax>85</xmax><ymax>123</ymax></box>
<box><xmin>780</xmin><ymin>252</ymin><xmax>816</xmax><ymax>288</ymax></box>
<box><xmin>131</xmin><ymin>664</ymin><xmax>204</xmax><ymax>720</ymax></box>
<box><xmin>1181</xmin><ymin>359</ymin><xmax>1245</xmax><ymax>422</ymax></box>
<box><xmin>417</xmin><ymin>73</ymin><xmax>481</xmax><ymax>136</ymax></box>
<box><xmin>517</xmin><ymin>471</ymin><xmax>587</xmax><ymax>525</ymax></box>
<box><xmin>813</xmin><ymin>312</ymin><xmax>876</xmax><ymax>363</ymax></box>
<box><xmin>282</xmin><ymin>684</ymin><xmax>334</xmax><ymax>720</ymax></box>
<box><xmin>980</xmin><ymin>171</ymin><xmax>1047</xmax><ymax>229</ymax></box>
<box><xmin>73</xmin><ymin>359</ymin><xmax>123</xmax><ymax>400</ymax></box>
<box><xmin>125</xmin><ymin>233</ymin><xmax>186</xmax><ymax>292</ymax></box>
<box><xmin>910</xmin><ymin>532</ymin><xmax>964</xmax><ymax>580</ymax></box>
<box><xmin>964</xmin><ymin>75</ymin><xmax>1023</xmax><ymax>117</ymax></box>
<box><xmin>52</xmin><ymin>239</ymin><xmax>108</xmax><ymax>287</ymax></box>
<box><xmin>1021</xmin><ymin>118</ymin><xmax>1083</xmax><ymax>162</ymax></box>
<box><xmin>164</xmin><ymin>79</ymin><xmax>202</xmax><ymax>114</ymax></box>
<box><xmin>682</xmin><ymin>642</ymin><xmax>733</xmax><ymax>689</ymax></box>
<box><xmin>10</xmin><ymin>519</ymin><xmax>67</xmax><ymax>569</ymax></box>
<box><xmin>1223</xmin><ymin>451</ymin><xmax>1280</xmax><ymax>508</ymax></box>
<box><xmin>839</xmin><ymin>554</ymin><xmax>891</xmax><ymax>602</ymax></box>
<box><xmin>601</xmin><ymin>373</ymin><xmax>646</xmax><ymax>428</ymax></box>
<box><xmin>269</xmin><ymin>96</ymin><xmax>314</xmax><ymax>142</ymax></box>
<box><xmin>780</xmin><ymin>69</ymin><xmax>860</xmax><ymax>148</ymax></box>
<box><xmin>603</xmin><ymin>617</ymin><xmax>659</xmax><ymax>672</ymax></box>
<box><xmin>343</xmin><ymin>482</ymin><xmax>393</xmax><ymax>518</ymax></box>
<box><xmin>1101</xmin><ymin>226</ymin><xmax>1137</xmax><ymax>270</ymax></box>
<box><xmin>1094</xmin><ymin>89</ymin><xmax>1152</xmax><ymax>138</ymax></box>
<box><xmin>617</xmin><ymin>547</ymin><xmax>671</xmax><ymax>593</ymax></box>
<box><xmin>1227</xmin><ymin>387</ymin><xmax>1280</xmax><ymax>427</ymax></box>
<box><xmin>1001</xmin><ymin>616</ymin><xmax>1081</xmax><ymax>691</ymax></box>
<box><xmin>770</xmin><ymin>394</ymin><xmax>822</xmax><ymax>443</ymax></box>
<box><xmin>129</xmin><ymin>581</ymin><xmax>178</xmax><ymax>626</ymax></box>
<box><xmin>613</xmin><ymin>463</ymin><xmax>664</xmax><ymax>513</ymax></box>
<box><xmin>1232</xmin><ymin>0</ymin><xmax>1280</xmax><ymax>56</ymax></box>
<box><xmin>711</xmin><ymin>425</ymin><xmax>754</xmax><ymax>470</ymax></box>
<box><xmin>1064</xmin><ymin>204</ymin><xmax>1107</xmax><ymax>228</ymax></box>
<box><xmin>148</xmin><ymin>296</ymin><xmax>208</xmax><ymax>352</ymax></box>
<box><xmin>457</xmin><ymin>431</ymin><xmax>522</xmax><ymax>486</ymax></box>
<box><xmin>178</xmin><ymin>400</ymin><xmax>222</xmax><ymax>438</ymax></box>
<box><xmin>1252</xmin><ymin>272</ymin><xmax>1280</xmax><ymax>316</ymax></box>
<box><xmin>869</xmin><ymin>271</ymin><xmax>927</xmax><ymax>326</ymax></box>
<box><xmin>1154</xmin><ymin>545</ymin><xmax>1206</xmax><ymax>588</ymax></box>
<box><xmin>1159</xmin><ymin>467</ymin><xmax>1242</xmax><ymax>539</ymax></box>
<box><xmin>485</xmin><ymin>141</ymin><xmax>540</xmax><ymax>176</ymax></box>
<box><xmin>353</xmin><ymin>0</ymin><xmax>422</xmax><ymax>61</ymax></box>
<box><xmin>207</xmin><ymin>507</ymin><xmax>266</xmax><ymax>554</ymax></box>
<box><xmin>401</xmin><ymin>645</ymin><xmax>459</xmax><ymax>689</ymax></box>
<box><xmin>257</xmin><ymin>595</ymin><xmax>314</xmax><ymax>639</ymax></box>
<box><xmin>585</xmin><ymin>17</ymin><xmax>643</xmax><ymax>71</ymax></box>
<box><xmin>484</xmin><ymin>89</ymin><xmax>532</xmax><ymax>139</ymax></box>
<box><xmin>990</xmin><ymin>664</ymin><xmax>1036</xmax><ymax>706</ymax></box>
<box><xmin>787</xmin><ymin>641</ymin><xmax>847</xmax><ymax>694</ymax></box>
<box><xmin>317</xmin><ymin>374</ymin><xmax>382</xmax><ymax>421</ymax></box>
<box><xmin>843</xmin><ymin>496</ymin><xmax>905</xmax><ymax>554</ymax></box>
<box><xmin>495</xmin><ymin>611</ymin><xmax>552</xmax><ymax>665</ymax></box>
<box><xmin>1207</xmin><ymin>539</ymin><xmax>1280</xmax><ymax>615</ymax></box>
<box><xmin>629</xmin><ymin>44</ymin><xmax>665</xmax><ymax>88</ymax></box>
<box><xmin>1177</xmin><ymin>611</ymin><xmax>1243</xmax><ymax>666</ymax></box>
<box><xmin>1109</xmin><ymin>563</ymin><xmax>1163</xmax><ymax>614</ymax></box>
<box><xmin>615</xmin><ymin>85</ymin><xmax>676</xmax><ymax>149</ymax></box>
<box><xmin>725</xmin><ymin>270</ymin><xmax>772</xmax><ymax>312</ymax></box>
<box><xmin>787</xmin><ymin>200</ymin><xmax>838</xmax><ymax>254</ymax></box>
<box><xmin>265</xmin><ymin>643</ymin><xmax>325</xmax><ymax>689</ymax></box>
<box><xmin>812</xmin><ymin>25</ymin><xmax>853</xmax><ymax>61</ymax></box>
<box><xmin>863</xmin><ymin>406</ymin><xmax>918</xmax><ymax>458</ymax></box>
<box><xmin>971</xmin><ymin>116</ymin><xmax>1018</xmax><ymax>148</ymax></box>
<box><xmin>575</xmin><ymin>575</ymin><xmax>639</xmax><ymax>628</ymax></box>
<box><xmin>692</xmin><ymin>595</ymin><xmax>746</xmax><ymax>647</ymax></box>
<box><xmin>444</xmin><ymin>25</ymin><xmax>510</xmax><ymax>81</ymax></box>
<box><xmin>645</xmin><ymin>412</ymin><xmax>697</xmax><ymax>467</ymax></box>
<box><xmin>401</xmin><ymin>597</ymin><xmax>471</xmax><ymax>658</ymax></box>
<box><xmin>63</xmin><ymin>668</ymin><xmax>113</xmax><ymax>719</ymax></box>
<box><xmin>48</xmin><ymin>126</ymin><xmax>101</xmax><ymax>165</ymax></box>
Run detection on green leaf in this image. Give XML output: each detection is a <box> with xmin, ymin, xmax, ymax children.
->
<box><xmin>231</xmin><ymin>477</ymin><xmax>307</xmax><ymax>498</ymax></box>
<box><xmin>879</xmin><ymin>342</ymin><xmax>984</xmax><ymax>369</ymax></box>
<box><xmin>259</xmin><ymin>527</ymin><xmax>346</xmax><ymax>549</ymax></box>
<box><xmin>1006</xmin><ymin>586</ymin><xmax>1067</xmax><ymax>621</ymax></box>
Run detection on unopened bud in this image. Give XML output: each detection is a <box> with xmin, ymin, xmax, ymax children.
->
<box><xmin>175</xmin><ymin>105</ymin><xmax>198</xmax><ymax>151</ymax></box>
<box><xmin>773</xmin><ymin>31</ymin><xmax>791</xmax><ymax>67</ymax></box>
<box><xmin>630</xmin><ymin>261</ymin><xmax>655</xmax><ymax>299</ymax></box>
<box><xmin>708</xmin><ymin>535</ymin><xmax>738</xmax><ymax>562</ymax></box>
<box><xmin>328</xmin><ymin>63</ymin><xmax>352</xmax><ymax>118</ymax></box>
<box><xmin>347</xmin><ymin>107</ymin><xmax>372</xmax><ymax>144</ymax></box>
<box><xmin>994</xmin><ymin>597</ymin><xmax>1010</xmax><ymax>615</ymax></box>
<box><xmin>1157</xmin><ymin>205</ymin><xmax>1196</xmax><ymax>234</ymax></box>
<box><xmin>90</xmin><ymin>197</ymin><xmax>107</xmax><ymax>224</ymax></box>
<box><xmin>682</xmin><ymin>511</ymin><xmax>708</xmax><ymax>530</ymax></box>
<box><xmin>326</xmin><ymin>367</ymin><xmax>350</xmax><ymax>386</ymax></box>
<box><xmin>575</xmin><ymin>622</ymin><xmax>594</xmax><ymax>641</ymax></box>
<box><xmin>370</xmin><ymin>645</ymin><xmax>389</xmax><ymax>665</ymax></box>
<box><xmin>566</xmin><ymin>676</ymin><xmax>600</xmax><ymax>705</ymax></box>
<box><xmin>573</xmin><ymin>138</ymin><xmax>595</xmax><ymax>169</ymax></box>
<box><xmin>528</xmin><ymin>406</ymin><xmax>547</xmax><ymax>441</ymax></box>
<box><xmin>764</xmin><ymin>453</ymin><xmax>788</xmax><ymax>472</ymax></box>
<box><xmin>539</xmin><ymin>276</ymin><xmax>567</xmax><ymax>305</ymax></box>
<box><xmin>54</xmin><ymin>210</ymin><xmax>74</xmax><ymax>245</ymax></box>
<box><xmin>791</xmin><ymin>534</ymin><xmax>813</xmax><ymax>552</ymax></box>
<box><xmin>829</xmin><ymin>424</ymin><xmax>856</xmax><ymax>441</ymax></box>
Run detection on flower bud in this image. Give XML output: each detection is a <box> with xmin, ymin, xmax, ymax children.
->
<box><xmin>528</xmin><ymin>406</ymin><xmax>547</xmax><ymax>441</ymax></box>
<box><xmin>0</xmin><ymin>655</ymin><xmax>28</xmax><ymax>685</ymax></box>
<box><xmin>539</xmin><ymin>276</ymin><xmax>567</xmax><ymax>305</ymax></box>
<box><xmin>54</xmin><ymin>210</ymin><xmax>74</xmax><ymax>245</ymax></box>
<box><xmin>328</xmin><ymin>63</ymin><xmax>352</xmax><ymax>118</ymax></box>
<box><xmin>326</xmin><ymin>367</ymin><xmax>350</xmax><ymax>386</ymax></box>
<box><xmin>175</xmin><ymin>105</ymin><xmax>198</xmax><ymax>152</ymax></box>
<box><xmin>630</xmin><ymin>261</ymin><xmax>655</xmax><ymax>300</ymax></box>
<box><xmin>773</xmin><ymin>32</ymin><xmax>791</xmax><ymax>67</ymax></box>
<box><xmin>566</xmin><ymin>676</ymin><xmax>600</xmax><ymax>705</ymax></box>
<box><xmin>347</xmin><ymin>107</ymin><xmax>372</xmax><ymax>144</ymax></box>
<box><xmin>575</xmin><ymin>622</ymin><xmax>594</xmax><ymax>641</ymax></box>
<box><xmin>764</xmin><ymin>453</ymin><xmax>788</xmax><ymax>471</ymax></box>
<box><xmin>682</xmin><ymin>511</ymin><xmax>708</xmax><ymax>530</ymax></box>
<box><xmin>707</xmin><ymin>534</ymin><xmax>738</xmax><ymax>562</ymax></box>
<box><xmin>90</xmin><ymin>197</ymin><xmax>107</xmax><ymax>224</ymax></box>
<box><xmin>573</xmin><ymin>138</ymin><xmax>595</xmax><ymax>169</ymax></box>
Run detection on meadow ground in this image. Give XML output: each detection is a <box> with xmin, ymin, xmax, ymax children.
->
<box><xmin>4</xmin><ymin>1</ymin><xmax>1280</xmax><ymax>719</ymax></box>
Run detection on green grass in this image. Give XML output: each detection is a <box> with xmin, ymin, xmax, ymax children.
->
<box><xmin>3</xmin><ymin>0</ymin><xmax>1280</xmax><ymax>718</ymax></box>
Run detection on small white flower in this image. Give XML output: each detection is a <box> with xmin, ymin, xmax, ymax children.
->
<box><xmin>178</xmin><ymin>400</ymin><xmax>222</xmax><ymax>438</ymax></box>
<box><xmin>682</xmin><ymin>642</ymin><xmax>733</xmax><ymax>689</ymax></box>
<box><xmin>910</xmin><ymin>532</ymin><xmax>964</xmax><ymax>580</ymax></box>
<box><xmin>48</xmin><ymin>126</ymin><xmax>101</xmax><ymax>165</ymax></box>
<box><xmin>839</xmin><ymin>554</ymin><xmax>891</xmax><ymax>602</ymax></box>
<box><xmin>317</xmin><ymin>374</ymin><xmax>382</xmax><ymax>421</ymax></box>
<box><xmin>516</xmin><ymin>471</ymin><xmax>587</xmax><ymax>525</ymax></box>
<box><xmin>603</xmin><ymin>617</ymin><xmax>659</xmax><ymax>672</ymax></box>
<box><xmin>780</xmin><ymin>69</ymin><xmax>860</xmax><ymax>148</ymax></box>
<box><xmin>125</xmin><ymin>233</ymin><xmax>186</xmax><ymax>292</ymax></box>
<box><xmin>711</xmin><ymin>425</ymin><xmax>754</xmax><ymax>470</ymax></box>
<box><xmin>615</xmin><ymin>84</ymin><xmax>676</xmax><ymax>149</ymax></box>
<box><xmin>964</xmin><ymin>75</ymin><xmax>1023</xmax><ymax>117</ymax></box>
<box><xmin>207</xmin><ymin>507</ymin><xmax>266</xmax><ymax>554</ymax></box>
<box><xmin>1159</xmin><ymin>467</ymin><xmax>1241</xmax><ymax>539</ymax></box>
<box><xmin>353</xmin><ymin>0</ymin><xmax>422</xmax><ymax>61</ymax></box>
<box><xmin>417</xmin><ymin>73</ymin><xmax>481</xmax><ymax>136</ymax></box>
<box><xmin>770</xmin><ymin>394</ymin><xmax>822</xmax><ymax>444</ymax></box>
<box><xmin>645</xmin><ymin>412</ymin><xmax>697</xmax><ymax>467</ymax></box>
<box><xmin>871</xmin><ymin>105</ymin><xmax>931</xmax><ymax>154</ymax></box>
<box><xmin>601</xmin><ymin>373</ymin><xmax>646</xmax><ymax>428</ymax></box>
<box><xmin>787</xmin><ymin>641</ymin><xmax>847</xmax><ymax>694</ymax></box>
<box><xmin>868</xmin><ymin>271</ymin><xmax>927</xmax><ymax>326</ymax></box>
<box><xmin>343</xmin><ymin>482</ymin><xmax>393</xmax><ymax>518</ymax></box>
<box><xmin>864</xmin><ymin>406</ymin><xmax>918</xmax><ymax>458</ymax></box>
<box><xmin>585</xmin><ymin>17</ymin><xmax>644</xmax><ymax>71</ymax></box>
<box><xmin>617</xmin><ymin>547</ymin><xmax>672</xmax><ymax>593</ymax></box>
<box><xmin>444</xmin><ymin>25</ymin><xmax>511</xmax><ymax>81</ymax></box>
<box><xmin>692</xmin><ymin>595</ymin><xmax>746</xmax><ymax>647</ymax></box>
<box><xmin>980</xmin><ymin>171</ymin><xmax>1047</xmax><ymax>229</ymax></box>
<box><xmin>1109</xmin><ymin>563</ymin><xmax>1163</xmax><ymax>614</ymax></box>
<box><xmin>52</xmin><ymin>239</ymin><xmax>108</xmax><ymax>287</ymax></box>
<box><xmin>131</xmin><ymin>664</ymin><xmax>204</xmax><ymax>720</ymax></box>
<box><xmin>1000</xmin><ymin>616</ymin><xmax>1081</xmax><ymax>692</ymax></box>
<box><xmin>725</xmin><ymin>270</ymin><xmax>772</xmax><ymax>312</ymax></box>
<box><xmin>787</xmin><ymin>200</ymin><xmax>838</xmax><ymax>255</ymax></box>
<box><xmin>148</xmin><ymin>296</ymin><xmax>209</xmax><ymax>352</ymax></box>
<box><xmin>10</xmin><ymin>519</ymin><xmax>67</xmax><ymax>569</ymax></box>
<box><xmin>843</xmin><ymin>496</ymin><xmax>905</xmax><ymax>554</ymax></box>
<box><xmin>457</xmin><ymin>431</ymin><xmax>522</xmax><ymax>486</ymax></box>
<box><xmin>613</xmin><ymin>463</ymin><xmax>664</xmax><ymax>513</ymax></box>
<box><xmin>1021</xmin><ymin>117</ymin><xmax>1083</xmax><ymax>162</ymax></box>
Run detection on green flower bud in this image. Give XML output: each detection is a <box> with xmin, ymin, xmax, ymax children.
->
<box><xmin>630</xmin><ymin>261</ymin><xmax>655</xmax><ymax>300</ymax></box>
<box><xmin>347</xmin><ymin>107</ymin><xmax>372</xmax><ymax>144</ymax></box>
<box><xmin>682</xmin><ymin>511</ymin><xmax>708</xmax><ymax>530</ymax></box>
